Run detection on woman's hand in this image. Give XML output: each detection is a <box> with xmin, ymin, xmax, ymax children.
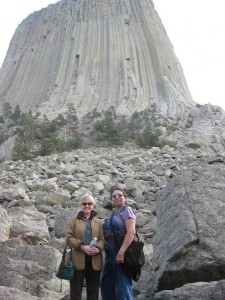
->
<box><xmin>81</xmin><ymin>245</ymin><xmax>100</xmax><ymax>256</ymax></box>
<box><xmin>89</xmin><ymin>246</ymin><xmax>100</xmax><ymax>255</ymax></box>
<box><xmin>116</xmin><ymin>250</ymin><xmax>125</xmax><ymax>263</ymax></box>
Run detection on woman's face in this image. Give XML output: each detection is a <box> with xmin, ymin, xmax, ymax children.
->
<box><xmin>111</xmin><ymin>189</ymin><xmax>126</xmax><ymax>209</ymax></box>
<box><xmin>81</xmin><ymin>198</ymin><xmax>93</xmax><ymax>216</ymax></box>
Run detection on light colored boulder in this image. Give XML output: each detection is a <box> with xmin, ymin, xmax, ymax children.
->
<box><xmin>46</xmin><ymin>189</ymin><xmax>71</xmax><ymax>207</ymax></box>
<box><xmin>0</xmin><ymin>206</ymin><xmax>11</xmax><ymax>242</ymax></box>
<box><xmin>8</xmin><ymin>206</ymin><xmax>49</xmax><ymax>244</ymax></box>
<box><xmin>2</xmin><ymin>187</ymin><xmax>29</xmax><ymax>201</ymax></box>
<box><xmin>0</xmin><ymin>286</ymin><xmax>42</xmax><ymax>300</ymax></box>
<box><xmin>0</xmin><ymin>245</ymin><xmax>65</xmax><ymax>299</ymax></box>
<box><xmin>42</xmin><ymin>180</ymin><xmax>59</xmax><ymax>192</ymax></box>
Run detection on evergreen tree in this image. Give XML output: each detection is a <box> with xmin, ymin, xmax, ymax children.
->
<box><xmin>54</xmin><ymin>113</ymin><xmax>67</xmax><ymax>127</ymax></box>
<box><xmin>135</xmin><ymin>125</ymin><xmax>159</xmax><ymax>148</ymax></box>
<box><xmin>38</xmin><ymin>134</ymin><xmax>61</xmax><ymax>156</ymax></box>
<box><xmin>94</xmin><ymin>107</ymin><xmax>124</xmax><ymax>145</ymax></box>
<box><xmin>11</xmin><ymin>104</ymin><xmax>21</xmax><ymax>124</ymax></box>
<box><xmin>65</xmin><ymin>104</ymin><xmax>78</xmax><ymax>140</ymax></box>
<box><xmin>126</xmin><ymin>111</ymin><xmax>143</xmax><ymax>139</ymax></box>
<box><xmin>13</xmin><ymin>113</ymin><xmax>36</xmax><ymax>160</ymax></box>
<box><xmin>85</xmin><ymin>108</ymin><xmax>102</xmax><ymax>120</ymax></box>
<box><xmin>66</xmin><ymin>103</ymin><xmax>78</xmax><ymax>126</ymax></box>
<box><xmin>2</xmin><ymin>102</ymin><xmax>12</xmax><ymax>119</ymax></box>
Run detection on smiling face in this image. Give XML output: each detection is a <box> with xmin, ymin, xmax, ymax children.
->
<box><xmin>111</xmin><ymin>189</ymin><xmax>126</xmax><ymax>209</ymax></box>
<box><xmin>80</xmin><ymin>194</ymin><xmax>95</xmax><ymax>218</ymax></box>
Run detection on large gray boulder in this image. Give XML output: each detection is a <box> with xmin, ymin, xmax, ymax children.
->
<box><xmin>0</xmin><ymin>286</ymin><xmax>44</xmax><ymax>300</ymax></box>
<box><xmin>0</xmin><ymin>244</ymin><xmax>66</xmax><ymax>299</ymax></box>
<box><xmin>154</xmin><ymin>280</ymin><xmax>225</xmax><ymax>300</ymax></box>
<box><xmin>8</xmin><ymin>206</ymin><xmax>50</xmax><ymax>244</ymax></box>
<box><xmin>153</xmin><ymin>164</ymin><xmax>225</xmax><ymax>291</ymax></box>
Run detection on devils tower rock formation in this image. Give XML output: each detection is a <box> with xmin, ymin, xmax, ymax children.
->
<box><xmin>0</xmin><ymin>0</ymin><xmax>194</xmax><ymax>119</ymax></box>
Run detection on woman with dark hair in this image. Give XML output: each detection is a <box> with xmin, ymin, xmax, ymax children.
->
<box><xmin>66</xmin><ymin>194</ymin><xmax>105</xmax><ymax>300</ymax></box>
<box><xmin>101</xmin><ymin>187</ymin><xmax>136</xmax><ymax>300</ymax></box>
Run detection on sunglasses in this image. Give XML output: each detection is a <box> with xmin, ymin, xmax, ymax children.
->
<box><xmin>112</xmin><ymin>194</ymin><xmax>124</xmax><ymax>199</ymax></box>
<box><xmin>82</xmin><ymin>202</ymin><xmax>93</xmax><ymax>206</ymax></box>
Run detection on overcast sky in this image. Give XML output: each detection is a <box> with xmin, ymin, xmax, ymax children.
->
<box><xmin>0</xmin><ymin>0</ymin><xmax>225</xmax><ymax>111</ymax></box>
<box><xmin>154</xmin><ymin>0</ymin><xmax>225</xmax><ymax>111</ymax></box>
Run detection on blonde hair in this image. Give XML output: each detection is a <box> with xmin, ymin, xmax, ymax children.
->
<box><xmin>80</xmin><ymin>194</ymin><xmax>96</xmax><ymax>207</ymax></box>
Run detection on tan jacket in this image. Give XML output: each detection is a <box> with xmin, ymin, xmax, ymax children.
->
<box><xmin>65</xmin><ymin>211</ymin><xmax>105</xmax><ymax>271</ymax></box>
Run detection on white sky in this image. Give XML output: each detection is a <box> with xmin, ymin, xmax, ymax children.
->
<box><xmin>0</xmin><ymin>0</ymin><xmax>225</xmax><ymax>111</ymax></box>
<box><xmin>154</xmin><ymin>0</ymin><xmax>225</xmax><ymax>111</ymax></box>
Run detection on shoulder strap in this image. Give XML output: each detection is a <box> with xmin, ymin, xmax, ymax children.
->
<box><xmin>62</xmin><ymin>242</ymin><xmax>73</xmax><ymax>263</ymax></box>
<box><xmin>109</xmin><ymin>210</ymin><xmax>116</xmax><ymax>233</ymax></box>
<box><xmin>109</xmin><ymin>210</ymin><xmax>122</xmax><ymax>249</ymax></box>
<box><xmin>66</xmin><ymin>217</ymin><xmax>76</xmax><ymax>254</ymax></box>
<box><xmin>109</xmin><ymin>209</ymin><xmax>140</xmax><ymax>243</ymax></box>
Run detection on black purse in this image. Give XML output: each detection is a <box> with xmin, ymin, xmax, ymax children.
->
<box><xmin>110</xmin><ymin>210</ymin><xmax>145</xmax><ymax>282</ymax></box>
<box><xmin>55</xmin><ymin>245</ymin><xmax>75</xmax><ymax>281</ymax></box>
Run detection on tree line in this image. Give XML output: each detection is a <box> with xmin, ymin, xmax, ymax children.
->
<box><xmin>0</xmin><ymin>102</ymin><xmax>176</xmax><ymax>161</ymax></box>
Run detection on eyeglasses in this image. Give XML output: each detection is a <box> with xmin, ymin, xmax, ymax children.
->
<box><xmin>82</xmin><ymin>202</ymin><xmax>93</xmax><ymax>206</ymax></box>
<box><xmin>112</xmin><ymin>194</ymin><xmax>124</xmax><ymax>199</ymax></box>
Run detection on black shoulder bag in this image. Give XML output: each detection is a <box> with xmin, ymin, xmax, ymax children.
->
<box><xmin>110</xmin><ymin>210</ymin><xmax>145</xmax><ymax>282</ymax></box>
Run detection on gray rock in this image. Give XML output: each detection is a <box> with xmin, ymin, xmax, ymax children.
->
<box><xmin>54</xmin><ymin>207</ymin><xmax>78</xmax><ymax>238</ymax></box>
<box><xmin>0</xmin><ymin>286</ymin><xmax>44</xmax><ymax>300</ymax></box>
<box><xmin>0</xmin><ymin>0</ymin><xmax>193</xmax><ymax>125</ymax></box>
<box><xmin>46</xmin><ymin>189</ymin><xmax>71</xmax><ymax>207</ymax></box>
<box><xmin>0</xmin><ymin>145</ymin><xmax>225</xmax><ymax>298</ymax></box>
<box><xmin>153</xmin><ymin>280</ymin><xmax>225</xmax><ymax>300</ymax></box>
<box><xmin>8</xmin><ymin>206</ymin><xmax>49</xmax><ymax>244</ymax></box>
<box><xmin>0</xmin><ymin>206</ymin><xmax>11</xmax><ymax>242</ymax></box>
<box><xmin>0</xmin><ymin>244</ymin><xmax>64</xmax><ymax>299</ymax></box>
<box><xmin>153</xmin><ymin>164</ymin><xmax>225</xmax><ymax>291</ymax></box>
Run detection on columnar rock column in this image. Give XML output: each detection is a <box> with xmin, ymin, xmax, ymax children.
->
<box><xmin>0</xmin><ymin>0</ymin><xmax>194</xmax><ymax>119</ymax></box>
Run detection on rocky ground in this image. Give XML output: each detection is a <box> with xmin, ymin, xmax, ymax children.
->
<box><xmin>0</xmin><ymin>144</ymin><xmax>225</xmax><ymax>299</ymax></box>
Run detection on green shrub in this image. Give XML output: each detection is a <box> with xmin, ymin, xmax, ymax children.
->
<box><xmin>135</xmin><ymin>127</ymin><xmax>160</xmax><ymax>148</ymax></box>
<box><xmin>94</xmin><ymin>108</ymin><xmax>124</xmax><ymax>145</ymax></box>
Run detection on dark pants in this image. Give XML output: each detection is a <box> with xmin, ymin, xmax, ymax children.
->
<box><xmin>70</xmin><ymin>255</ymin><xmax>101</xmax><ymax>300</ymax></box>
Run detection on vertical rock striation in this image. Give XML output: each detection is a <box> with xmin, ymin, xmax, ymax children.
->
<box><xmin>0</xmin><ymin>0</ymin><xmax>194</xmax><ymax>118</ymax></box>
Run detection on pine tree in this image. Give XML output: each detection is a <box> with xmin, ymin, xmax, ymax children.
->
<box><xmin>13</xmin><ymin>113</ymin><xmax>36</xmax><ymax>160</ymax></box>
<box><xmin>2</xmin><ymin>102</ymin><xmax>12</xmax><ymax>119</ymax></box>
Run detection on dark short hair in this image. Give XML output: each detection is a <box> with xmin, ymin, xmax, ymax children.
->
<box><xmin>110</xmin><ymin>186</ymin><xmax>127</xmax><ymax>198</ymax></box>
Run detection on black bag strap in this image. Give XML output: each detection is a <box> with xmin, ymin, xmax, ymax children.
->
<box><xmin>61</xmin><ymin>243</ymin><xmax>72</xmax><ymax>263</ymax></box>
<box><xmin>65</xmin><ymin>217</ymin><xmax>76</xmax><ymax>261</ymax></box>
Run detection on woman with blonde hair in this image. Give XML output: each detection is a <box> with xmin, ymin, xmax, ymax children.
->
<box><xmin>66</xmin><ymin>194</ymin><xmax>105</xmax><ymax>300</ymax></box>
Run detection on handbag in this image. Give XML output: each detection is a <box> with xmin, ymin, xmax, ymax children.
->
<box><xmin>110</xmin><ymin>210</ymin><xmax>145</xmax><ymax>282</ymax></box>
<box><xmin>55</xmin><ymin>245</ymin><xmax>75</xmax><ymax>281</ymax></box>
<box><xmin>115</xmin><ymin>232</ymin><xmax>145</xmax><ymax>281</ymax></box>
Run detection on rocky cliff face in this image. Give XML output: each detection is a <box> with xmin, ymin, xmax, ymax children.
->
<box><xmin>0</xmin><ymin>0</ymin><xmax>193</xmax><ymax>119</ymax></box>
